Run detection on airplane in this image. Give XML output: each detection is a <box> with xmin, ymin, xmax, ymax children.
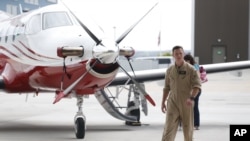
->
<box><xmin>1</xmin><ymin>1</ymin><xmax>250</xmax><ymax>140</ymax></box>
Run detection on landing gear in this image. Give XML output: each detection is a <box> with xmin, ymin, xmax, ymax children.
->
<box><xmin>75</xmin><ymin>117</ymin><xmax>85</xmax><ymax>139</ymax></box>
<box><xmin>125</xmin><ymin>84</ymin><xmax>143</xmax><ymax>126</ymax></box>
<box><xmin>95</xmin><ymin>83</ymin><xmax>148</xmax><ymax>125</ymax></box>
<box><xmin>74</xmin><ymin>96</ymin><xmax>86</xmax><ymax>139</ymax></box>
<box><xmin>125</xmin><ymin>101</ymin><xmax>141</xmax><ymax>126</ymax></box>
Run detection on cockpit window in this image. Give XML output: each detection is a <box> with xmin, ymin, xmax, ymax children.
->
<box><xmin>43</xmin><ymin>12</ymin><xmax>72</xmax><ymax>30</ymax></box>
<box><xmin>25</xmin><ymin>14</ymin><xmax>41</xmax><ymax>34</ymax></box>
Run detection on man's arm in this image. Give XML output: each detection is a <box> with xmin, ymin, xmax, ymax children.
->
<box><xmin>161</xmin><ymin>69</ymin><xmax>171</xmax><ymax>113</ymax></box>
<box><xmin>190</xmin><ymin>87</ymin><xmax>200</xmax><ymax>99</ymax></box>
<box><xmin>161</xmin><ymin>90</ymin><xmax>169</xmax><ymax>113</ymax></box>
<box><xmin>187</xmin><ymin>66</ymin><xmax>202</xmax><ymax>105</ymax></box>
<box><xmin>186</xmin><ymin>87</ymin><xmax>200</xmax><ymax>106</ymax></box>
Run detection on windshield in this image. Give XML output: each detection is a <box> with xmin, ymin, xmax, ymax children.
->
<box><xmin>43</xmin><ymin>12</ymin><xmax>72</xmax><ymax>30</ymax></box>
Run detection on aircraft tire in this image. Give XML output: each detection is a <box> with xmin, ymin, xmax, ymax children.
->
<box><xmin>125</xmin><ymin>101</ymin><xmax>141</xmax><ymax>126</ymax></box>
<box><xmin>75</xmin><ymin>117</ymin><xmax>85</xmax><ymax>139</ymax></box>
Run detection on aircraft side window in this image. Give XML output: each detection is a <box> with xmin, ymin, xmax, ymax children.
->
<box><xmin>14</xmin><ymin>25</ymin><xmax>20</xmax><ymax>36</ymax></box>
<box><xmin>4</xmin><ymin>23</ymin><xmax>12</xmax><ymax>43</ymax></box>
<box><xmin>0</xmin><ymin>23</ymin><xmax>3</xmax><ymax>42</ymax></box>
<box><xmin>17</xmin><ymin>24</ymin><xmax>25</xmax><ymax>35</ymax></box>
<box><xmin>12</xmin><ymin>25</ymin><xmax>19</xmax><ymax>41</ymax></box>
<box><xmin>0</xmin><ymin>21</ymin><xmax>9</xmax><ymax>42</ymax></box>
<box><xmin>25</xmin><ymin>14</ymin><xmax>41</xmax><ymax>34</ymax></box>
<box><xmin>43</xmin><ymin>12</ymin><xmax>72</xmax><ymax>30</ymax></box>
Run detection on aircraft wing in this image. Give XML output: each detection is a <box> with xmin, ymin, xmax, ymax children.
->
<box><xmin>201</xmin><ymin>60</ymin><xmax>250</xmax><ymax>73</ymax></box>
<box><xmin>110</xmin><ymin>60</ymin><xmax>250</xmax><ymax>86</ymax></box>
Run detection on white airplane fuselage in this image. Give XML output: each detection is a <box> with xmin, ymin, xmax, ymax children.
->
<box><xmin>0</xmin><ymin>4</ymin><xmax>119</xmax><ymax>94</ymax></box>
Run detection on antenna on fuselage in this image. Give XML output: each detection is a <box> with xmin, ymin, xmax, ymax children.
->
<box><xmin>19</xmin><ymin>4</ymin><xmax>29</xmax><ymax>14</ymax></box>
<box><xmin>19</xmin><ymin>4</ymin><xmax>23</xmax><ymax>14</ymax></box>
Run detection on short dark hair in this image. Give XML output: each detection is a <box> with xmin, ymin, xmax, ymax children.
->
<box><xmin>172</xmin><ymin>45</ymin><xmax>183</xmax><ymax>53</ymax></box>
<box><xmin>184</xmin><ymin>54</ymin><xmax>195</xmax><ymax>65</ymax></box>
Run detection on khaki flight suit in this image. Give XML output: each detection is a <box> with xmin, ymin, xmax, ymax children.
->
<box><xmin>162</xmin><ymin>62</ymin><xmax>201</xmax><ymax>141</ymax></box>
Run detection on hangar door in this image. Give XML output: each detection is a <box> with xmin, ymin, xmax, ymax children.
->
<box><xmin>212</xmin><ymin>46</ymin><xmax>226</xmax><ymax>63</ymax></box>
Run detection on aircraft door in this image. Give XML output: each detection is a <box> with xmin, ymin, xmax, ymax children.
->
<box><xmin>212</xmin><ymin>45</ymin><xmax>226</xmax><ymax>63</ymax></box>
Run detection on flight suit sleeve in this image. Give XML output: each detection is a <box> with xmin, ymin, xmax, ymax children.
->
<box><xmin>191</xmin><ymin>68</ymin><xmax>202</xmax><ymax>90</ymax></box>
<box><xmin>163</xmin><ymin>67</ymin><xmax>171</xmax><ymax>94</ymax></box>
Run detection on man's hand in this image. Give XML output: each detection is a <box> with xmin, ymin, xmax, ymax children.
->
<box><xmin>186</xmin><ymin>98</ymin><xmax>194</xmax><ymax>106</ymax></box>
<box><xmin>161</xmin><ymin>102</ymin><xmax>167</xmax><ymax>113</ymax></box>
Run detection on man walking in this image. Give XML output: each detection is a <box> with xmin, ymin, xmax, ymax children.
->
<box><xmin>161</xmin><ymin>46</ymin><xmax>201</xmax><ymax>141</ymax></box>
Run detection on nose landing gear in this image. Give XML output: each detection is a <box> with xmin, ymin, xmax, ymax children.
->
<box><xmin>74</xmin><ymin>96</ymin><xmax>86</xmax><ymax>139</ymax></box>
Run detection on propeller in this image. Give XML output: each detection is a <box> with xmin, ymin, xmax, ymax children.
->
<box><xmin>114</xmin><ymin>2</ymin><xmax>158</xmax><ymax>106</ymax></box>
<box><xmin>54</xmin><ymin>2</ymin><xmax>158</xmax><ymax>105</ymax></box>
<box><xmin>115</xmin><ymin>2</ymin><xmax>158</xmax><ymax>44</ymax></box>
<box><xmin>63</xmin><ymin>2</ymin><xmax>102</xmax><ymax>46</ymax></box>
<box><xmin>63</xmin><ymin>1</ymin><xmax>158</xmax><ymax>63</ymax></box>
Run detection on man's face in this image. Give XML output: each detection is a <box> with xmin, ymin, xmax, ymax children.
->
<box><xmin>173</xmin><ymin>48</ymin><xmax>184</xmax><ymax>62</ymax></box>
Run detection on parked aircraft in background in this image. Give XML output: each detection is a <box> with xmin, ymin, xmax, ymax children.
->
<box><xmin>0</xmin><ymin>1</ymin><xmax>250</xmax><ymax>140</ymax></box>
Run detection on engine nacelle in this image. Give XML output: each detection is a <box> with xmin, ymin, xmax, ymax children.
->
<box><xmin>57</xmin><ymin>46</ymin><xmax>84</xmax><ymax>58</ymax></box>
<box><xmin>119</xmin><ymin>46</ymin><xmax>135</xmax><ymax>58</ymax></box>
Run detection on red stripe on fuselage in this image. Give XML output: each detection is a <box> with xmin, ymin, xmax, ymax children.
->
<box><xmin>12</xmin><ymin>44</ymin><xmax>40</xmax><ymax>60</ymax></box>
<box><xmin>0</xmin><ymin>46</ymin><xmax>19</xmax><ymax>58</ymax></box>
<box><xmin>19</xmin><ymin>41</ymin><xmax>59</xmax><ymax>60</ymax></box>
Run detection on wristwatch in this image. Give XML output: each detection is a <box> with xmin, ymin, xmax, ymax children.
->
<box><xmin>189</xmin><ymin>96</ymin><xmax>195</xmax><ymax>101</ymax></box>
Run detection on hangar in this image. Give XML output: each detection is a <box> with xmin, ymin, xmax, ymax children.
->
<box><xmin>194</xmin><ymin>0</ymin><xmax>250</xmax><ymax>64</ymax></box>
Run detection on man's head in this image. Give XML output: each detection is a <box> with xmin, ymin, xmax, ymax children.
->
<box><xmin>172</xmin><ymin>46</ymin><xmax>185</xmax><ymax>65</ymax></box>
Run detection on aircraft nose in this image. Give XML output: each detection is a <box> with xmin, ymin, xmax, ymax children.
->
<box><xmin>92</xmin><ymin>38</ymin><xmax>119</xmax><ymax>64</ymax></box>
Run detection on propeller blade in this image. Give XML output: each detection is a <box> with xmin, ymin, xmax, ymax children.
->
<box><xmin>115</xmin><ymin>2</ymin><xmax>158</xmax><ymax>44</ymax></box>
<box><xmin>118</xmin><ymin>62</ymin><xmax>156</xmax><ymax>106</ymax></box>
<box><xmin>53</xmin><ymin>91</ymin><xmax>65</xmax><ymax>104</ymax></box>
<box><xmin>126</xmin><ymin>58</ymin><xmax>136</xmax><ymax>77</ymax></box>
<box><xmin>62</xmin><ymin>2</ymin><xmax>102</xmax><ymax>45</ymax></box>
<box><xmin>53</xmin><ymin>72</ymin><xmax>85</xmax><ymax>104</ymax></box>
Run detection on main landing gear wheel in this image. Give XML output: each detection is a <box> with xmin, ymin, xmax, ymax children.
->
<box><xmin>75</xmin><ymin>117</ymin><xmax>85</xmax><ymax>139</ymax></box>
<box><xmin>125</xmin><ymin>101</ymin><xmax>141</xmax><ymax>126</ymax></box>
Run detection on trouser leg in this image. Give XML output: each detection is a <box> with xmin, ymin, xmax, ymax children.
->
<box><xmin>181</xmin><ymin>104</ymin><xmax>194</xmax><ymax>141</ymax></box>
<box><xmin>194</xmin><ymin>92</ymin><xmax>201</xmax><ymax>127</ymax></box>
<box><xmin>162</xmin><ymin>103</ymin><xmax>179</xmax><ymax>141</ymax></box>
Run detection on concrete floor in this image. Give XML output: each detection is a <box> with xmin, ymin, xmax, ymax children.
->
<box><xmin>0</xmin><ymin>69</ymin><xmax>250</xmax><ymax>141</ymax></box>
